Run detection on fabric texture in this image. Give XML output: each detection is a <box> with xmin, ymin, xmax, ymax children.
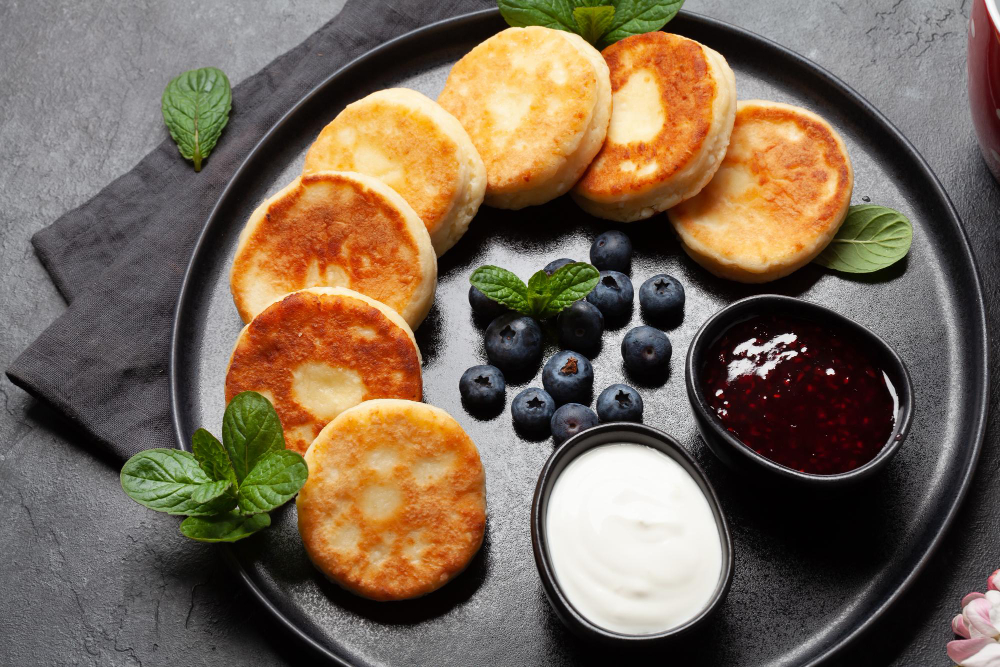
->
<box><xmin>6</xmin><ymin>0</ymin><xmax>490</xmax><ymax>462</ymax></box>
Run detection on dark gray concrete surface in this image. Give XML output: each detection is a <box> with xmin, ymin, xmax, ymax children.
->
<box><xmin>1</xmin><ymin>1</ymin><xmax>997</xmax><ymax>665</ymax></box>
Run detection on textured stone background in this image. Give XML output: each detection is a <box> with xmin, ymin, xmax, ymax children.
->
<box><xmin>0</xmin><ymin>0</ymin><xmax>997</xmax><ymax>664</ymax></box>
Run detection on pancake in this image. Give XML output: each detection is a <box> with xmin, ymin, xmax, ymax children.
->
<box><xmin>302</xmin><ymin>88</ymin><xmax>486</xmax><ymax>256</ymax></box>
<box><xmin>668</xmin><ymin>100</ymin><xmax>854</xmax><ymax>283</ymax></box>
<box><xmin>229</xmin><ymin>170</ymin><xmax>437</xmax><ymax>329</ymax></box>
<box><xmin>225</xmin><ymin>287</ymin><xmax>423</xmax><ymax>454</ymax></box>
<box><xmin>437</xmin><ymin>26</ymin><xmax>612</xmax><ymax>209</ymax></box>
<box><xmin>573</xmin><ymin>32</ymin><xmax>737</xmax><ymax>222</ymax></box>
<box><xmin>297</xmin><ymin>399</ymin><xmax>486</xmax><ymax>601</ymax></box>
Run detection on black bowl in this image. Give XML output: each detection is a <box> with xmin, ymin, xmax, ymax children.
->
<box><xmin>685</xmin><ymin>294</ymin><xmax>914</xmax><ymax>487</ymax></box>
<box><xmin>530</xmin><ymin>422</ymin><xmax>734</xmax><ymax>646</ymax></box>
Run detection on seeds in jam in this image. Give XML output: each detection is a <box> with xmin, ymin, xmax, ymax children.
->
<box><xmin>700</xmin><ymin>314</ymin><xmax>897</xmax><ymax>475</ymax></box>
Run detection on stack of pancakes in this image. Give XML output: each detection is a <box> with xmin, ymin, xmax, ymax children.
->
<box><xmin>225</xmin><ymin>84</ymin><xmax>496</xmax><ymax>601</ymax></box>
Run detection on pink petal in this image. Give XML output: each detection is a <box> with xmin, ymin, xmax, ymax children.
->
<box><xmin>962</xmin><ymin>641</ymin><xmax>1000</xmax><ymax>667</ymax></box>
<box><xmin>949</xmin><ymin>637</ymin><xmax>995</xmax><ymax>663</ymax></box>
<box><xmin>965</xmin><ymin>592</ymin><xmax>989</xmax><ymax>607</ymax></box>
<box><xmin>957</xmin><ymin>613</ymin><xmax>974</xmax><ymax>638</ymax></box>
<box><xmin>967</xmin><ymin>598</ymin><xmax>1000</xmax><ymax>638</ymax></box>
<box><xmin>989</xmin><ymin>570</ymin><xmax>1000</xmax><ymax>592</ymax></box>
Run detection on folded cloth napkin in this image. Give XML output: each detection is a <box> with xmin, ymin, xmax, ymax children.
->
<box><xmin>6</xmin><ymin>0</ymin><xmax>491</xmax><ymax>462</ymax></box>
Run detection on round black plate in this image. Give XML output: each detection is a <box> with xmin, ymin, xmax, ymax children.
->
<box><xmin>170</xmin><ymin>9</ymin><xmax>988</xmax><ymax>666</ymax></box>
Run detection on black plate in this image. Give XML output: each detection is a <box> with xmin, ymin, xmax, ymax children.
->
<box><xmin>170</xmin><ymin>9</ymin><xmax>989</xmax><ymax>666</ymax></box>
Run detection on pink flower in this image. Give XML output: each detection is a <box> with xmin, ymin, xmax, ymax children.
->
<box><xmin>950</xmin><ymin>571</ymin><xmax>1000</xmax><ymax>666</ymax></box>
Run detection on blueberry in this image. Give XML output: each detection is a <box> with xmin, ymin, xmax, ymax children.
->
<box><xmin>586</xmin><ymin>270</ymin><xmax>634</xmax><ymax>322</ymax></box>
<box><xmin>511</xmin><ymin>387</ymin><xmax>556</xmax><ymax>435</ymax></box>
<box><xmin>543</xmin><ymin>257</ymin><xmax>576</xmax><ymax>275</ymax></box>
<box><xmin>557</xmin><ymin>300</ymin><xmax>604</xmax><ymax>352</ymax></box>
<box><xmin>485</xmin><ymin>312</ymin><xmax>544</xmax><ymax>374</ymax></box>
<box><xmin>469</xmin><ymin>285</ymin><xmax>509</xmax><ymax>321</ymax></box>
<box><xmin>550</xmin><ymin>403</ymin><xmax>599</xmax><ymax>445</ymax></box>
<box><xmin>621</xmin><ymin>325</ymin><xmax>672</xmax><ymax>376</ymax></box>
<box><xmin>596</xmin><ymin>384</ymin><xmax>643</xmax><ymax>423</ymax></box>
<box><xmin>542</xmin><ymin>350</ymin><xmax>594</xmax><ymax>405</ymax></box>
<box><xmin>590</xmin><ymin>231</ymin><xmax>632</xmax><ymax>273</ymax></box>
<box><xmin>459</xmin><ymin>365</ymin><xmax>506</xmax><ymax>414</ymax></box>
<box><xmin>639</xmin><ymin>274</ymin><xmax>684</xmax><ymax>323</ymax></box>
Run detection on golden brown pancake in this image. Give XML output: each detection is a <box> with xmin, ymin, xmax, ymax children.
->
<box><xmin>668</xmin><ymin>100</ymin><xmax>854</xmax><ymax>282</ymax></box>
<box><xmin>297</xmin><ymin>399</ymin><xmax>486</xmax><ymax>601</ymax></box>
<box><xmin>225</xmin><ymin>288</ymin><xmax>422</xmax><ymax>454</ymax></box>
<box><xmin>438</xmin><ymin>26</ymin><xmax>612</xmax><ymax>209</ymax></box>
<box><xmin>302</xmin><ymin>88</ymin><xmax>486</xmax><ymax>256</ymax></box>
<box><xmin>573</xmin><ymin>32</ymin><xmax>736</xmax><ymax>222</ymax></box>
<box><xmin>229</xmin><ymin>170</ymin><xmax>436</xmax><ymax>329</ymax></box>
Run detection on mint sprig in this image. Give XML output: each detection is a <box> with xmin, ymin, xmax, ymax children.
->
<box><xmin>470</xmin><ymin>262</ymin><xmax>600</xmax><ymax>320</ymax></box>
<box><xmin>121</xmin><ymin>391</ymin><xmax>307</xmax><ymax>543</ymax></box>
<box><xmin>498</xmin><ymin>0</ymin><xmax>684</xmax><ymax>48</ymax></box>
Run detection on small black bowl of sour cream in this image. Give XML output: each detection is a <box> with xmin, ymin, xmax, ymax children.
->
<box><xmin>531</xmin><ymin>423</ymin><xmax>734</xmax><ymax>645</ymax></box>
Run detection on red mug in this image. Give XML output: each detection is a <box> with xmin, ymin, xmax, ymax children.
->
<box><xmin>969</xmin><ymin>0</ymin><xmax>1000</xmax><ymax>182</ymax></box>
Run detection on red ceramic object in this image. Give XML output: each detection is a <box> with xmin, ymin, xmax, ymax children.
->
<box><xmin>969</xmin><ymin>0</ymin><xmax>1000</xmax><ymax>182</ymax></box>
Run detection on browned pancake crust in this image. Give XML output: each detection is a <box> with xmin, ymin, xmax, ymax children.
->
<box><xmin>230</xmin><ymin>172</ymin><xmax>426</xmax><ymax>323</ymax></box>
<box><xmin>302</xmin><ymin>94</ymin><xmax>462</xmax><ymax>236</ymax></box>
<box><xmin>225</xmin><ymin>291</ymin><xmax>422</xmax><ymax>454</ymax></box>
<box><xmin>437</xmin><ymin>27</ymin><xmax>598</xmax><ymax>196</ymax></box>
<box><xmin>298</xmin><ymin>401</ymin><xmax>486</xmax><ymax>601</ymax></box>
<box><xmin>576</xmin><ymin>32</ymin><xmax>716</xmax><ymax>196</ymax></box>
<box><xmin>668</xmin><ymin>101</ymin><xmax>853</xmax><ymax>281</ymax></box>
<box><xmin>677</xmin><ymin>104</ymin><xmax>851</xmax><ymax>248</ymax></box>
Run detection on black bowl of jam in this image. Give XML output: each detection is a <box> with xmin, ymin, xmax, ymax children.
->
<box><xmin>685</xmin><ymin>295</ymin><xmax>913</xmax><ymax>487</ymax></box>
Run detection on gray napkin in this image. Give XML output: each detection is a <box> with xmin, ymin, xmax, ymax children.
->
<box><xmin>6</xmin><ymin>0</ymin><xmax>491</xmax><ymax>462</ymax></box>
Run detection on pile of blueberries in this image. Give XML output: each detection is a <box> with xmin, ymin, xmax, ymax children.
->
<box><xmin>460</xmin><ymin>230</ymin><xmax>686</xmax><ymax>445</ymax></box>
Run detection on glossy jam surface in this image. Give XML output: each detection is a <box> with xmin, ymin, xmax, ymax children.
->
<box><xmin>701</xmin><ymin>313</ymin><xmax>897</xmax><ymax>475</ymax></box>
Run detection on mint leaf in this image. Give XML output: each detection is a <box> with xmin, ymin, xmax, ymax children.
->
<box><xmin>499</xmin><ymin>0</ymin><xmax>685</xmax><ymax>48</ymax></box>
<box><xmin>574</xmin><ymin>6</ymin><xmax>615</xmax><ymax>44</ymax></box>
<box><xmin>179</xmin><ymin>512</ymin><xmax>271</xmax><ymax>543</ymax></box>
<box><xmin>498</xmin><ymin>0</ymin><xmax>578</xmax><ymax>32</ymax></box>
<box><xmin>814</xmin><ymin>205</ymin><xmax>913</xmax><ymax>274</ymax></box>
<box><xmin>192</xmin><ymin>428</ymin><xmax>237</xmax><ymax>487</ymax></box>
<box><xmin>599</xmin><ymin>0</ymin><xmax>685</xmax><ymax>47</ymax></box>
<box><xmin>222</xmin><ymin>391</ymin><xmax>286</xmax><ymax>485</ymax></box>
<box><xmin>121</xmin><ymin>449</ymin><xmax>234</xmax><ymax>516</ymax></box>
<box><xmin>237</xmin><ymin>450</ymin><xmax>308</xmax><ymax>515</ymax></box>
<box><xmin>537</xmin><ymin>262</ymin><xmax>601</xmax><ymax>318</ymax></box>
<box><xmin>161</xmin><ymin>66</ymin><xmax>231</xmax><ymax>172</ymax></box>
<box><xmin>470</xmin><ymin>265</ymin><xmax>532</xmax><ymax>314</ymax></box>
<box><xmin>526</xmin><ymin>269</ymin><xmax>550</xmax><ymax>316</ymax></box>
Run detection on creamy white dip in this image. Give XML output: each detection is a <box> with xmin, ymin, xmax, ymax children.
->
<box><xmin>545</xmin><ymin>443</ymin><xmax>723</xmax><ymax>635</ymax></box>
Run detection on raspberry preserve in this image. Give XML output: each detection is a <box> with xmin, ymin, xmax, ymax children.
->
<box><xmin>700</xmin><ymin>313</ymin><xmax>898</xmax><ymax>475</ymax></box>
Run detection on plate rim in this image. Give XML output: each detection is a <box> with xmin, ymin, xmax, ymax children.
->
<box><xmin>169</xmin><ymin>8</ymin><xmax>991</xmax><ymax>666</ymax></box>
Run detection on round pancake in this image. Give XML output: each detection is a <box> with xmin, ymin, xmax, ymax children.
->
<box><xmin>302</xmin><ymin>88</ymin><xmax>487</xmax><ymax>256</ymax></box>
<box><xmin>225</xmin><ymin>287</ymin><xmax>423</xmax><ymax>454</ymax></box>
<box><xmin>230</xmin><ymin>170</ymin><xmax>437</xmax><ymax>329</ymax></box>
<box><xmin>668</xmin><ymin>100</ymin><xmax>854</xmax><ymax>283</ymax></box>
<box><xmin>437</xmin><ymin>26</ymin><xmax>612</xmax><ymax>209</ymax></box>
<box><xmin>297</xmin><ymin>399</ymin><xmax>486</xmax><ymax>601</ymax></box>
<box><xmin>573</xmin><ymin>32</ymin><xmax>736</xmax><ymax>222</ymax></box>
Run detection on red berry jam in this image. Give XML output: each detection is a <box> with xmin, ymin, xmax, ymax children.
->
<box><xmin>701</xmin><ymin>314</ymin><xmax>897</xmax><ymax>475</ymax></box>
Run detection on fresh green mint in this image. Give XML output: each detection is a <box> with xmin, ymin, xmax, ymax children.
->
<box><xmin>120</xmin><ymin>449</ymin><xmax>234</xmax><ymax>516</ymax></box>
<box><xmin>573</xmin><ymin>6</ymin><xmax>616</xmax><ymax>45</ymax></box>
<box><xmin>161</xmin><ymin>66</ymin><xmax>232</xmax><ymax>172</ymax></box>
<box><xmin>814</xmin><ymin>205</ymin><xmax>913</xmax><ymax>274</ymax></box>
<box><xmin>121</xmin><ymin>391</ymin><xmax>307</xmax><ymax>543</ymax></box>
<box><xmin>498</xmin><ymin>0</ymin><xmax>684</xmax><ymax>47</ymax></box>
<box><xmin>470</xmin><ymin>262</ymin><xmax>600</xmax><ymax>319</ymax></box>
<box><xmin>180</xmin><ymin>512</ymin><xmax>272</xmax><ymax>543</ymax></box>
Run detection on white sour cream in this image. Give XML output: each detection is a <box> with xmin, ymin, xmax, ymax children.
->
<box><xmin>545</xmin><ymin>443</ymin><xmax>723</xmax><ymax>635</ymax></box>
